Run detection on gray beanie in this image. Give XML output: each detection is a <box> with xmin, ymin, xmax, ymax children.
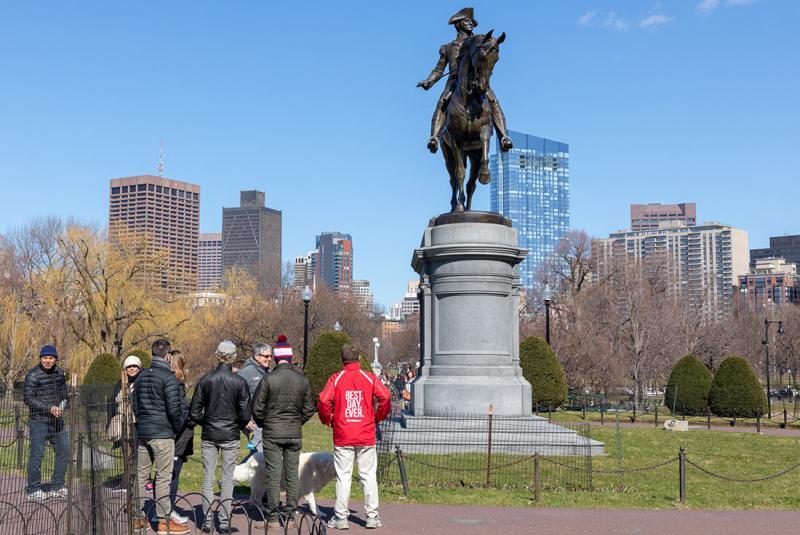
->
<box><xmin>216</xmin><ymin>340</ymin><xmax>237</xmax><ymax>363</ymax></box>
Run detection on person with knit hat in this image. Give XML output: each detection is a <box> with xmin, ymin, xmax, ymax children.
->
<box><xmin>190</xmin><ymin>340</ymin><xmax>254</xmax><ymax>533</ymax></box>
<box><xmin>23</xmin><ymin>345</ymin><xmax>68</xmax><ymax>502</ymax></box>
<box><xmin>253</xmin><ymin>334</ymin><xmax>315</xmax><ymax>530</ymax></box>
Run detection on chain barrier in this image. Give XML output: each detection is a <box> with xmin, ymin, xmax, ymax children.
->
<box><xmin>684</xmin><ymin>458</ymin><xmax>800</xmax><ymax>483</ymax></box>
<box><xmin>402</xmin><ymin>452</ymin><xmax>537</xmax><ymax>473</ymax></box>
<box><xmin>541</xmin><ymin>456</ymin><xmax>679</xmax><ymax>474</ymax></box>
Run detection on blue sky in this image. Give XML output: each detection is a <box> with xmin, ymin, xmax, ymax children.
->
<box><xmin>0</xmin><ymin>1</ymin><xmax>798</xmax><ymax>307</ymax></box>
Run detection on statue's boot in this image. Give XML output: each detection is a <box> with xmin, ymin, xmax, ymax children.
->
<box><xmin>491</xmin><ymin>100</ymin><xmax>513</xmax><ymax>152</ymax></box>
<box><xmin>428</xmin><ymin>108</ymin><xmax>446</xmax><ymax>153</ymax></box>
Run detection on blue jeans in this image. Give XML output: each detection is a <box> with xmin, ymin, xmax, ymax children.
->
<box><xmin>26</xmin><ymin>419</ymin><xmax>69</xmax><ymax>494</ymax></box>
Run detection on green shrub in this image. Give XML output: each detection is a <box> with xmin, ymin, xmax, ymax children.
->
<box><xmin>664</xmin><ymin>355</ymin><xmax>712</xmax><ymax>416</ymax></box>
<box><xmin>84</xmin><ymin>353</ymin><xmax>122</xmax><ymax>386</ymax></box>
<box><xmin>519</xmin><ymin>336</ymin><xmax>567</xmax><ymax>409</ymax></box>
<box><xmin>127</xmin><ymin>349</ymin><xmax>151</xmax><ymax>369</ymax></box>
<box><xmin>304</xmin><ymin>331</ymin><xmax>372</xmax><ymax>399</ymax></box>
<box><xmin>709</xmin><ymin>356</ymin><xmax>767</xmax><ymax>418</ymax></box>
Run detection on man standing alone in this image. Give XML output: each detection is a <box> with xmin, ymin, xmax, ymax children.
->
<box><xmin>132</xmin><ymin>339</ymin><xmax>188</xmax><ymax>535</ymax></box>
<box><xmin>190</xmin><ymin>340</ymin><xmax>254</xmax><ymax>533</ymax></box>
<box><xmin>253</xmin><ymin>334</ymin><xmax>314</xmax><ymax>530</ymax></box>
<box><xmin>318</xmin><ymin>344</ymin><xmax>391</xmax><ymax>530</ymax></box>
<box><xmin>23</xmin><ymin>345</ymin><xmax>68</xmax><ymax>502</ymax></box>
<box><xmin>238</xmin><ymin>342</ymin><xmax>272</xmax><ymax>452</ymax></box>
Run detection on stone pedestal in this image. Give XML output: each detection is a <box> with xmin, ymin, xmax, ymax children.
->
<box><xmin>409</xmin><ymin>212</ymin><xmax>532</xmax><ymax>417</ymax></box>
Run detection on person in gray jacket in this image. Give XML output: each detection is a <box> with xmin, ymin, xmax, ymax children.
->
<box><xmin>237</xmin><ymin>343</ymin><xmax>272</xmax><ymax>452</ymax></box>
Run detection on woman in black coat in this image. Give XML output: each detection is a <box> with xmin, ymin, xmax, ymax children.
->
<box><xmin>168</xmin><ymin>351</ymin><xmax>194</xmax><ymax>524</ymax></box>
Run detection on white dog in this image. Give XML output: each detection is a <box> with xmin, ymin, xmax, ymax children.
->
<box><xmin>233</xmin><ymin>451</ymin><xmax>336</xmax><ymax>516</ymax></box>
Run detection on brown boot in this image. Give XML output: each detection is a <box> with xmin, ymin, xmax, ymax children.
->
<box><xmin>131</xmin><ymin>517</ymin><xmax>148</xmax><ymax>531</ymax></box>
<box><xmin>157</xmin><ymin>519</ymin><xmax>190</xmax><ymax>534</ymax></box>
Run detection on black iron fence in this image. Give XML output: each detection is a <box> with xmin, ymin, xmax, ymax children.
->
<box><xmin>375</xmin><ymin>405</ymin><xmax>597</xmax><ymax>492</ymax></box>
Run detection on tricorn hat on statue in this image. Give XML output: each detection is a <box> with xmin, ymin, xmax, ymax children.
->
<box><xmin>448</xmin><ymin>7</ymin><xmax>477</xmax><ymax>27</ymax></box>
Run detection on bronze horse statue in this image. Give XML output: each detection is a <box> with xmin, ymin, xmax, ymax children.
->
<box><xmin>441</xmin><ymin>30</ymin><xmax>506</xmax><ymax>212</ymax></box>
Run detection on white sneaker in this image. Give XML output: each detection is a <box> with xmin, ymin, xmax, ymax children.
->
<box><xmin>170</xmin><ymin>511</ymin><xmax>188</xmax><ymax>524</ymax></box>
<box><xmin>47</xmin><ymin>487</ymin><xmax>68</xmax><ymax>499</ymax></box>
<box><xmin>366</xmin><ymin>516</ymin><xmax>382</xmax><ymax>529</ymax></box>
<box><xmin>27</xmin><ymin>490</ymin><xmax>47</xmax><ymax>502</ymax></box>
<box><xmin>326</xmin><ymin>517</ymin><xmax>349</xmax><ymax>530</ymax></box>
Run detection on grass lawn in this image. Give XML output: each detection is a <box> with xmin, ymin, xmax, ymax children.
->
<box><xmin>178</xmin><ymin>415</ymin><xmax>800</xmax><ymax>511</ymax></box>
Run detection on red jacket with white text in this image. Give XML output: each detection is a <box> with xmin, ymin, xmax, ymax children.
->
<box><xmin>317</xmin><ymin>362</ymin><xmax>392</xmax><ymax>447</ymax></box>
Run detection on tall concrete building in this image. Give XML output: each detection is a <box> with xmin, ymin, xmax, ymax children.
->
<box><xmin>592</xmin><ymin>221</ymin><xmax>749</xmax><ymax>317</ymax></box>
<box><xmin>351</xmin><ymin>279</ymin><xmax>375</xmax><ymax>313</ymax></box>
<box><xmin>221</xmin><ymin>190</ymin><xmax>282</xmax><ymax>289</ymax></box>
<box><xmin>630</xmin><ymin>203</ymin><xmax>696</xmax><ymax>231</ymax></box>
<box><xmin>293</xmin><ymin>251</ymin><xmax>317</xmax><ymax>288</ymax></box>
<box><xmin>198</xmin><ymin>232</ymin><xmax>222</xmax><ymax>291</ymax></box>
<box><xmin>739</xmin><ymin>257</ymin><xmax>800</xmax><ymax>309</ymax></box>
<box><xmin>108</xmin><ymin>175</ymin><xmax>200</xmax><ymax>294</ymax></box>
<box><xmin>315</xmin><ymin>232</ymin><xmax>353</xmax><ymax>294</ymax></box>
<box><xmin>490</xmin><ymin>130</ymin><xmax>570</xmax><ymax>290</ymax></box>
<box><xmin>751</xmin><ymin>235</ymin><xmax>800</xmax><ymax>267</ymax></box>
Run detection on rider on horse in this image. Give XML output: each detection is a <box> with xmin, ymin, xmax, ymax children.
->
<box><xmin>417</xmin><ymin>7</ymin><xmax>513</xmax><ymax>154</ymax></box>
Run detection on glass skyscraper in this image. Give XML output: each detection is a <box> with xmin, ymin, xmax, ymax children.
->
<box><xmin>490</xmin><ymin>131</ymin><xmax>570</xmax><ymax>290</ymax></box>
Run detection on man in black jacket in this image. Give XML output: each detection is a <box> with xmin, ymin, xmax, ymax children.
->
<box><xmin>190</xmin><ymin>340</ymin><xmax>254</xmax><ymax>533</ymax></box>
<box><xmin>132</xmin><ymin>339</ymin><xmax>188</xmax><ymax>535</ymax></box>
<box><xmin>253</xmin><ymin>334</ymin><xmax>314</xmax><ymax>529</ymax></box>
<box><xmin>23</xmin><ymin>345</ymin><xmax>68</xmax><ymax>502</ymax></box>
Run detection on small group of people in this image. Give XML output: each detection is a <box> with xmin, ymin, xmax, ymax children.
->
<box><xmin>23</xmin><ymin>334</ymin><xmax>392</xmax><ymax>534</ymax></box>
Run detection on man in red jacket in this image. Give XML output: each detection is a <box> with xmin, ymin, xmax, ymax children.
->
<box><xmin>318</xmin><ymin>343</ymin><xmax>391</xmax><ymax>530</ymax></box>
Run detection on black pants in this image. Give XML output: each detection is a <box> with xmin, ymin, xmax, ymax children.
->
<box><xmin>263</xmin><ymin>438</ymin><xmax>301</xmax><ymax>519</ymax></box>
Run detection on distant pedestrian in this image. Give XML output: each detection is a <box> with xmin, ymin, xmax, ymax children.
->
<box><xmin>167</xmin><ymin>350</ymin><xmax>194</xmax><ymax>525</ymax></box>
<box><xmin>238</xmin><ymin>343</ymin><xmax>272</xmax><ymax>452</ymax></box>
<box><xmin>132</xmin><ymin>339</ymin><xmax>188</xmax><ymax>535</ymax></box>
<box><xmin>252</xmin><ymin>334</ymin><xmax>314</xmax><ymax>530</ymax></box>
<box><xmin>23</xmin><ymin>345</ymin><xmax>68</xmax><ymax>502</ymax></box>
<box><xmin>318</xmin><ymin>344</ymin><xmax>391</xmax><ymax>530</ymax></box>
<box><xmin>190</xmin><ymin>340</ymin><xmax>254</xmax><ymax>534</ymax></box>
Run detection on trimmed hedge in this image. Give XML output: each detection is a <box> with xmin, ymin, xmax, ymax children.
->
<box><xmin>304</xmin><ymin>331</ymin><xmax>371</xmax><ymax>400</ymax></box>
<box><xmin>519</xmin><ymin>336</ymin><xmax>568</xmax><ymax>409</ymax></box>
<box><xmin>664</xmin><ymin>355</ymin><xmax>712</xmax><ymax>416</ymax></box>
<box><xmin>84</xmin><ymin>353</ymin><xmax>122</xmax><ymax>386</ymax></box>
<box><xmin>709</xmin><ymin>356</ymin><xmax>767</xmax><ymax>418</ymax></box>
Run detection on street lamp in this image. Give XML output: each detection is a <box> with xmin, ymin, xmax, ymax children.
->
<box><xmin>763</xmin><ymin>318</ymin><xmax>785</xmax><ymax>419</ymax></box>
<box><xmin>372</xmin><ymin>337</ymin><xmax>382</xmax><ymax>376</ymax></box>
<box><xmin>544</xmin><ymin>298</ymin><xmax>552</xmax><ymax>345</ymax></box>
<box><xmin>301</xmin><ymin>285</ymin><xmax>312</xmax><ymax>370</ymax></box>
<box><xmin>333</xmin><ymin>320</ymin><xmax>342</xmax><ymax>332</ymax></box>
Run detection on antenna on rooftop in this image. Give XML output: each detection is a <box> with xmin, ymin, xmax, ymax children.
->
<box><xmin>158</xmin><ymin>140</ymin><xmax>164</xmax><ymax>177</ymax></box>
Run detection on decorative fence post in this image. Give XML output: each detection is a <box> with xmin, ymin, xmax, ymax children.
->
<box><xmin>600</xmin><ymin>406</ymin><xmax>605</xmax><ymax>426</ymax></box>
<box><xmin>756</xmin><ymin>415</ymin><xmax>761</xmax><ymax>433</ymax></box>
<box><xmin>707</xmin><ymin>408</ymin><xmax>712</xmax><ymax>430</ymax></box>
<box><xmin>66</xmin><ymin>377</ymin><xmax>78</xmax><ymax>535</ymax></box>
<box><xmin>678</xmin><ymin>446</ymin><xmax>686</xmax><ymax>505</ymax></box>
<box><xmin>15</xmin><ymin>404</ymin><xmax>24</xmax><ymax>470</ymax></box>
<box><xmin>395</xmin><ymin>446</ymin><xmax>410</xmax><ymax>497</ymax></box>
<box><xmin>533</xmin><ymin>453</ymin><xmax>541</xmax><ymax>502</ymax></box>
<box><xmin>582</xmin><ymin>403</ymin><xmax>586</xmax><ymax>421</ymax></box>
<box><xmin>486</xmin><ymin>404</ymin><xmax>494</xmax><ymax>487</ymax></box>
<box><xmin>632</xmin><ymin>403</ymin><xmax>637</xmax><ymax>423</ymax></box>
<box><xmin>783</xmin><ymin>408</ymin><xmax>788</xmax><ymax>429</ymax></box>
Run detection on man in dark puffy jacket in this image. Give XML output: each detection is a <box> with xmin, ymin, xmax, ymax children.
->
<box><xmin>23</xmin><ymin>345</ymin><xmax>68</xmax><ymax>502</ymax></box>
<box><xmin>253</xmin><ymin>334</ymin><xmax>314</xmax><ymax>530</ymax></box>
<box><xmin>132</xmin><ymin>339</ymin><xmax>188</xmax><ymax>535</ymax></box>
<box><xmin>190</xmin><ymin>340</ymin><xmax>253</xmax><ymax>533</ymax></box>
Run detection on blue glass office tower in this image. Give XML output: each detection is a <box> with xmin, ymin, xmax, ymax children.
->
<box><xmin>490</xmin><ymin>131</ymin><xmax>570</xmax><ymax>290</ymax></box>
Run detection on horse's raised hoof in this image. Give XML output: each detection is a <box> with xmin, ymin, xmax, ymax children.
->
<box><xmin>500</xmin><ymin>136</ymin><xmax>513</xmax><ymax>152</ymax></box>
<box><xmin>427</xmin><ymin>137</ymin><xmax>439</xmax><ymax>153</ymax></box>
<box><xmin>479</xmin><ymin>172</ymin><xmax>491</xmax><ymax>185</ymax></box>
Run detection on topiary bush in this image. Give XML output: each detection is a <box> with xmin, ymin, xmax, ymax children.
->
<box><xmin>127</xmin><ymin>348</ymin><xmax>151</xmax><ymax>369</ymax></box>
<box><xmin>709</xmin><ymin>356</ymin><xmax>767</xmax><ymax>418</ymax></box>
<box><xmin>304</xmin><ymin>331</ymin><xmax>372</xmax><ymax>400</ymax></box>
<box><xmin>664</xmin><ymin>354</ymin><xmax>713</xmax><ymax>416</ymax></box>
<box><xmin>519</xmin><ymin>336</ymin><xmax>568</xmax><ymax>409</ymax></box>
<box><xmin>84</xmin><ymin>353</ymin><xmax>122</xmax><ymax>386</ymax></box>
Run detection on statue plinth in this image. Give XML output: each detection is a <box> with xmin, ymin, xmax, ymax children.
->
<box><xmin>410</xmin><ymin>211</ymin><xmax>532</xmax><ymax>416</ymax></box>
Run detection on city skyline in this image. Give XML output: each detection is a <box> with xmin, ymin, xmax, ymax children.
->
<box><xmin>1</xmin><ymin>2</ymin><xmax>798</xmax><ymax>307</ymax></box>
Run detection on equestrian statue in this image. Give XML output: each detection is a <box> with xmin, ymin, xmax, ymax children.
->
<box><xmin>418</xmin><ymin>7</ymin><xmax>512</xmax><ymax>212</ymax></box>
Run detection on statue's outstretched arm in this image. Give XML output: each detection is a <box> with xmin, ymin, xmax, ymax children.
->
<box><xmin>417</xmin><ymin>45</ymin><xmax>448</xmax><ymax>89</ymax></box>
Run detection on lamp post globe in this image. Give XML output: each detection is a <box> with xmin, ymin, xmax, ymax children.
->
<box><xmin>372</xmin><ymin>337</ymin><xmax>382</xmax><ymax>376</ymax></box>
<box><xmin>333</xmin><ymin>320</ymin><xmax>342</xmax><ymax>332</ymax></box>
<box><xmin>301</xmin><ymin>285</ymin><xmax>312</xmax><ymax>370</ymax></box>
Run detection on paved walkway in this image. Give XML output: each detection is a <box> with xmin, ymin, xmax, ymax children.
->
<box><xmin>316</xmin><ymin>502</ymin><xmax>800</xmax><ymax>535</ymax></box>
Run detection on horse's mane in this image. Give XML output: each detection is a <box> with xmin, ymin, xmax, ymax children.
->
<box><xmin>455</xmin><ymin>34</ymin><xmax>487</xmax><ymax>73</ymax></box>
